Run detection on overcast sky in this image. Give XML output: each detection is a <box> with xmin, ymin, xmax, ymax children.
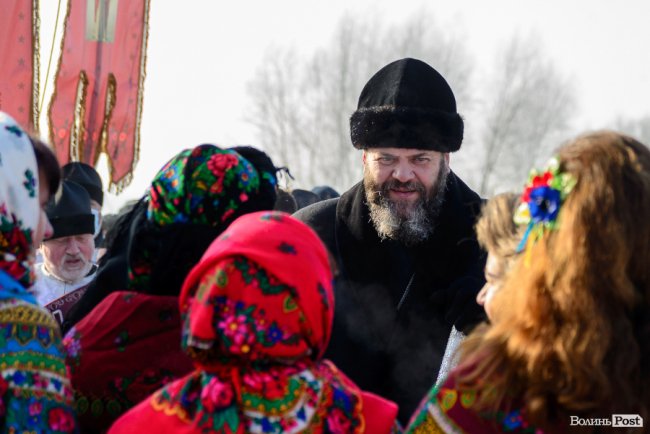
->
<box><xmin>38</xmin><ymin>0</ymin><xmax>650</xmax><ymax>213</ymax></box>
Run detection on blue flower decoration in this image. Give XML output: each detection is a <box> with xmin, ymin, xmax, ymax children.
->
<box><xmin>503</xmin><ymin>409</ymin><xmax>523</xmax><ymax>430</ymax></box>
<box><xmin>333</xmin><ymin>387</ymin><xmax>352</xmax><ymax>410</ymax></box>
<box><xmin>267</xmin><ymin>325</ymin><xmax>283</xmax><ymax>343</ymax></box>
<box><xmin>12</xmin><ymin>371</ymin><xmax>26</xmax><ymax>384</ymax></box>
<box><xmin>514</xmin><ymin>156</ymin><xmax>576</xmax><ymax>258</ymax></box>
<box><xmin>528</xmin><ymin>186</ymin><xmax>561</xmax><ymax>224</ymax></box>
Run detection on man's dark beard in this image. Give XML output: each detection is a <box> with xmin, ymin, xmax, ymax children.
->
<box><xmin>365</xmin><ymin>162</ymin><xmax>449</xmax><ymax>246</ymax></box>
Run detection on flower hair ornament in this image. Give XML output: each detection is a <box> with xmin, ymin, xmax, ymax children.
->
<box><xmin>514</xmin><ymin>156</ymin><xmax>576</xmax><ymax>263</ymax></box>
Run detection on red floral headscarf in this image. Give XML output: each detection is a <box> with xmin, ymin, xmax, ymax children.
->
<box><xmin>179</xmin><ymin>210</ymin><xmax>334</xmax><ymax>364</ymax></box>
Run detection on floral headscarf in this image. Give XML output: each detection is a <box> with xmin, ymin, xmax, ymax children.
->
<box><xmin>147</xmin><ymin>145</ymin><xmax>276</xmax><ymax>228</ymax></box>
<box><xmin>131</xmin><ymin>212</ymin><xmax>369</xmax><ymax>433</ymax></box>
<box><xmin>0</xmin><ymin>112</ymin><xmax>39</xmax><ymax>290</ymax></box>
<box><xmin>128</xmin><ymin>145</ymin><xmax>277</xmax><ymax>292</ymax></box>
<box><xmin>179</xmin><ymin>211</ymin><xmax>334</xmax><ymax>363</ymax></box>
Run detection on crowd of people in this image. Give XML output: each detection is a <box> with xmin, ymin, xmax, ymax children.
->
<box><xmin>0</xmin><ymin>56</ymin><xmax>649</xmax><ymax>433</ymax></box>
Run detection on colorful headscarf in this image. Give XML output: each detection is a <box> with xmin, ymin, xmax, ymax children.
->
<box><xmin>179</xmin><ymin>211</ymin><xmax>334</xmax><ymax>364</ymax></box>
<box><xmin>113</xmin><ymin>212</ymin><xmax>374</xmax><ymax>433</ymax></box>
<box><xmin>0</xmin><ymin>112</ymin><xmax>39</xmax><ymax>290</ymax></box>
<box><xmin>128</xmin><ymin>145</ymin><xmax>278</xmax><ymax>292</ymax></box>
<box><xmin>147</xmin><ymin>145</ymin><xmax>276</xmax><ymax>228</ymax></box>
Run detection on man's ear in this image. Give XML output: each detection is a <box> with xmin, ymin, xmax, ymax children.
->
<box><xmin>362</xmin><ymin>150</ymin><xmax>367</xmax><ymax>165</ymax></box>
<box><xmin>444</xmin><ymin>152</ymin><xmax>450</xmax><ymax>166</ymax></box>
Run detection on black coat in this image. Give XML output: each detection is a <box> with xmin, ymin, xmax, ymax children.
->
<box><xmin>294</xmin><ymin>171</ymin><xmax>486</xmax><ymax>424</ymax></box>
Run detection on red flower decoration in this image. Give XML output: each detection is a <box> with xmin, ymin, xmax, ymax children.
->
<box><xmin>48</xmin><ymin>407</ymin><xmax>76</xmax><ymax>433</ymax></box>
<box><xmin>521</xmin><ymin>171</ymin><xmax>553</xmax><ymax>202</ymax></box>
<box><xmin>221</xmin><ymin>208</ymin><xmax>235</xmax><ymax>223</ymax></box>
<box><xmin>29</xmin><ymin>401</ymin><xmax>43</xmax><ymax>416</ymax></box>
<box><xmin>207</xmin><ymin>153</ymin><xmax>239</xmax><ymax>176</ymax></box>
<box><xmin>200</xmin><ymin>377</ymin><xmax>234</xmax><ymax>412</ymax></box>
<box><xmin>326</xmin><ymin>407</ymin><xmax>352</xmax><ymax>433</ymax></box>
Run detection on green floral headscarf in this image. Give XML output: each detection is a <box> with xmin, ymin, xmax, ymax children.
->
<box><xmin>128</xmin><ymin>144</ymin><xmax>277</xmax><ymax>293</ymax></box>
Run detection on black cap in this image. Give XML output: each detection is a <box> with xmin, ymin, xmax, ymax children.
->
<box><xmin>62</xmin><ymin>162</ymin><xmax>104</xmax><ymax>206</ymax></box>
<box><xmin>349</xmin><ymin>58</ymin><xmax>464</xmax><ymax>152</ymax></box>
<box><xmin>291</xmin><ymin>189</ymin><xmax>319</xmax><ymax>210</ymax></box>
<box><xmin>312</xmin><ymin>185</ymin><xmax>340</xmax><ymax>200</ymax></box>
<box><xmin>45</xmin><ymin>181</ymin><xmax>95</xmax><ymax>240</ymax></box>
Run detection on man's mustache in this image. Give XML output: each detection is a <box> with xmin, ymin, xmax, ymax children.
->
<box><xmin>379</xmin><ymin>180</ymin><xmax>426</xmax><ymax>196</ymax></box>
<box><xmin>63</xmin><ymin>255</ymin><xmax>86</xmax><ymax>262</ymax></box>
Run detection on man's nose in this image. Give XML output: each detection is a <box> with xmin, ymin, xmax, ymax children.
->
<box><xmin>391</xmin><ymin>161</ymin><xmax>415</xmax><ymax>183</ymax></box>
<box><xmin>65</xmin><ymin>239</ymin><xmax>81</xmax><ymax>253</ymax></box>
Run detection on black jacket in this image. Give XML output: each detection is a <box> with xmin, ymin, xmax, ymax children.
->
<box><xmin>294</xmin><ymin>171</ymin><xmax>486</xmax><ymax>424</ymax></box>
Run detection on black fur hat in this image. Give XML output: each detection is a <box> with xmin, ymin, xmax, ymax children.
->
<box><xmin>45</xmin><ymin>181</ymin><xmax>95</xmax><ymax>240</ymax></box>
<box><xmin>350</xmin><ymin>58</ymin><xmax>463</xmax><ymax>152</ymax></box>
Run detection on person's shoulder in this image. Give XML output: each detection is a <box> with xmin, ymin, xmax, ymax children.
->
<box><xmin>445</xmin><ymin>172</ymin><xmax>485</xmax><ymax>223</ymax></box>
<box><xmin>293</xmin><ymin>198</ymin><xmax>340</xmax><ymax>250</ymax></box>
<box><xmin>293</xmin><ymin>197</ymin><xmax>339</xmax><ymax>225</ymax></box>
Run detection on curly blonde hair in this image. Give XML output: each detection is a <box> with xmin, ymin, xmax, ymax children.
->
<box><xmin>475</xmin><ymin>192</ymin><xmax>521</xmax><ymax>271</ymax></box>
<box><xmin>458</xmin><ymin>131</ymin><xmax>650</xmax><ymax>431</ymax></box>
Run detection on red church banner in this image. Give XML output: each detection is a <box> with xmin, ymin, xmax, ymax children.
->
<box><xmin>0</xmin><ymin>0</ymin><xmax>39</xmax><ymax>131</ymax></box>
<box><xmin>48</xmin><ymin>0</ymin><xmax>150</xmax><ymax>191</ymax></box>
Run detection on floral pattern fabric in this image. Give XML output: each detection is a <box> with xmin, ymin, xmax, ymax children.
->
<box><xmin>128</xmin><ymin>144</ymin><xmax>276</xmax><ymax>291</ymax></box>
<box><xmin>0</xmin><ymin>300</ymin><xmax>79</xmax><ymax>433</ymax></box>
<box><xmin>147</xmin><ymin>146</ymin><xmax>264</xmax><ymax>228</ymax></box>
<box><xmin>0</xmin><ymin>112</ymin><xmax>79</xmax><ymax>433</ymax></box>
<box><xmin>109</xmin><ymin>212</ymin><xmax>398</xmax><ymax>433</ymax></box>
<box><xmin>0</xmin><ymin>112</ymin><xmax>39</xmax><ymax>289</ymax></box>
<box><xmin>405</xmin><ymin>365</ymin><xmax>543</xmax><ymax>434</ymax></box>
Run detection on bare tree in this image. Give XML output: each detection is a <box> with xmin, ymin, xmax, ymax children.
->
<box><xmin>246</xmin><ymin>11</ymin><xmax>474</xmax><ymax>191</ymax></box>
<box><xmin>476</xmin><ymin>34</ymin><xmax>576</xmax><ymax>196</ymax></box>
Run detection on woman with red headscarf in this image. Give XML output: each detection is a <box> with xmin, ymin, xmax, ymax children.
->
<box><xmin>109</xmin><ymin>211</ymin><xmax>398</xmax><ymax>433</ymax></box>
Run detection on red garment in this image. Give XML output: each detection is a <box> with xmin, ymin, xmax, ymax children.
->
<box><xmin>64</xmin><ymin>291</ymin><xmax>194</xmax><ymax>432</ymax></box>
<box><xmin>109</xmin><ymin>211</ymin><xmax>398</xmax><ymax>433</ymax></box>
<box><xmin>0</xmin><ymin>1</ymin><xmax>37</xmax><ymax>129</ymax></box>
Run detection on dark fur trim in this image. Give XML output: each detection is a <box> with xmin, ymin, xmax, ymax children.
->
<box><xmin>350</xmin><ymin>106</ymin><xmax>463</xmax><ymax>152</ymax></box>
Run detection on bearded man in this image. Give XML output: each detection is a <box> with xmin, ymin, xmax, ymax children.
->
<box><xmin>295</xmin><ymin>58</ymin><xmax>486</xmax><ymax>424</ymax></box>
<box><xmin>34</xmin><ymin>181</ymin><xmax>97</xmax><ymax>312</ymax></box>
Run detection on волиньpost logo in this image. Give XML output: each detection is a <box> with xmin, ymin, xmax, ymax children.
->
<box><xmin>569</xmin><ymin>415</ymin><xmax>644</xmax><ymax>428</ymax></box>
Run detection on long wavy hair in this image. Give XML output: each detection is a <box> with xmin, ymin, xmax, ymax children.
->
<box><xmin>458</xmin><ymin>131</ymin><xmax>650</xmax><ymax>431</ymax></box>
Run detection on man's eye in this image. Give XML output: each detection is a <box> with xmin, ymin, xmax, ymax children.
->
<box><xmin>414</xmin><ymin>157</ymin><xmax>430</xmax><ymax>163</ymax></box>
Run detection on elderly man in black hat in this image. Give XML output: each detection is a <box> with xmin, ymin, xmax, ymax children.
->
<box><xmin>34</xmin><ymin>181</ymin><xmax>97</xmax><ymax>312</ymax></box>
<box><xmin>295</xmin><ymin>58</ymin><xmax>487</xmax><ymax>424</ymax></box>
<box><xmin>62</xmin><ymin>162</ymin><xmax>105</xmax><ymax>257</ymax></box>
